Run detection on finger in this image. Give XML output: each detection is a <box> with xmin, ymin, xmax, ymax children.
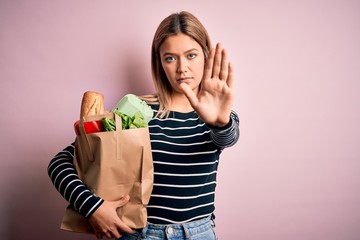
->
<box><xmin>212</xmin><ymin>43</ymin><xmax>222</xmax><ymax>78</ymax></box>
<box><xmin>219</xmin><ymin>48</ymin><xmax>229</xmax><ymax>80</ymax></box>
<box><xmin>109</xmin><ymin>227</ymin><xmax>122</xmax><ymax>239</ymax></box>
<box><xmin>104</xmin><ymin>231</ymin><xmax>112</xmax><ymax>238</ymax></box>
<box><xmin>179</xmin><ymin>83</ymin><xmax>199</xmax><ymax>109</ymax></box>
<box><xmin>116</xmin><ymin>220</ymin><xmax>136</xmax><ymax>234</ymax></box>
<box><xmin>95</xmin><ymin>232</ymin><xmax>103</xmax><ymax>239</ymax></box>
<box><xmin>203</xmin><ymin>48</ymin><xmax>215</xmax><ymax>81</ymax></box>
<box><xmin>227</xmin><ymin>62</ymin><xmax>234</xmax><ymax>89</ymax></box>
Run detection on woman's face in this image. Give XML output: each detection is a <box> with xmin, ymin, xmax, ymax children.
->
<box><xmin>159</xmin><ymin>33</ymin><xmax>205</xmax><ymax>95</ymax></box>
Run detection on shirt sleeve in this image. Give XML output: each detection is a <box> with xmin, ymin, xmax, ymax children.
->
<box><xmin>207</xmin><ymin>111</ymin><xmax>240</xmax><ymax>149</ymax></box>
<box><xmin>47</xmin><ymin>143</ymin><xmax>104</xmax><ymax>218</ymax></box>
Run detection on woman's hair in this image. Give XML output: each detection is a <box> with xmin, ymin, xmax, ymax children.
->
<box><xmin>142</xmin><ymin>11</ymin><xmax>212</xmax><ymax>118</ymax></box>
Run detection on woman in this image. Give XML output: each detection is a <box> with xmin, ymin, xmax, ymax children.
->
<box><xmin>48</xmin><ymin>11</ymin><xmax>239</xmax><ymax>239</ymax></box>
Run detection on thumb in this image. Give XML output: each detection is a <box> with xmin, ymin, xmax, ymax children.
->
<box><xmin>113</xmin><ymin>195</ymin><xmax>130</xmax><ymax>209</ymax></box>
<box><xmin>179</xmin><ymin>83</ymin><xmax>198</xmax><ymax>108</ymax></box>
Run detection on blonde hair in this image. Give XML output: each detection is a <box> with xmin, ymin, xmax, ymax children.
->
<box><xmin>144</xmin><ymin>11</ymin><xmax>212</xmax><ymax>118</ymax></box>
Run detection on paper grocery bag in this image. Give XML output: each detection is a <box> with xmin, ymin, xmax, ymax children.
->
<box><xmin>60</xmin><ymin>112</ymin><xmax>153</xmax><ymax>233</ymax></box>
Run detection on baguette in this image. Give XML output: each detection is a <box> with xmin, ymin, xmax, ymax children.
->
<box><xmin>80</xmin><ymin>91</ymin><xmax>104</xmax><ymax>118</ymax></box>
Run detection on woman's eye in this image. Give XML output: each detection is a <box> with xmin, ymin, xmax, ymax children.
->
<box><xmin>188</xmin><ymin>53</ymin><xmax>197</xmax><ymax>59</ymax></box>
<box><xmin>164</xmin><ymin>56</ymin><xmax>176</xmax><ymax>62</ymax></box>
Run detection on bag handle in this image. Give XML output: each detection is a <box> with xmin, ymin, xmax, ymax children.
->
<box><xmin>114</xmin><ymin>113</ymin><xmax>123</xmax><ymax>131</ymax></box>
<box><xmin>78</xmin><ymin>112</ymin><xmax>118</xmax><ymax>162</ymax></box>
<box><xmin>78</xmin><ymin>112</ymin><xmax>124</xmax><ymax>161</ymax></box>
<box><xmin>114</xmin><ymin>113</ymin><xmax>123</xmax><ymax>160</ymax></box>
<box><xmin>77</xmin><ymin>117</ymin><xmax>94</xmax><ymax>162</ymax></box>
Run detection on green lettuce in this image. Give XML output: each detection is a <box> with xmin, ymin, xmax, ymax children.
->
<box><xmin>101</xmin><ymin>111</ymin><xmax>148</xmax><ymax>132</ymax></box>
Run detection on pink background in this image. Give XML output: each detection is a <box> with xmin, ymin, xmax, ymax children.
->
<box><xmin>1</xmin><ymin>0</ymin><xmax>360</xmax><ymax>239</ymax></box>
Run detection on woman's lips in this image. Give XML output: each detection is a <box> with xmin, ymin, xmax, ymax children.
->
<box><xmin>177</xmin><ymin>77</ymin><xmax>192</xmax><ymax>83</ymax></box>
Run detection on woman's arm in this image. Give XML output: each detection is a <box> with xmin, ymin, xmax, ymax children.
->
<box><xmin>47</xmin><ymin>143</ymin><xmax>103</xmax><ymax>217</ymax></box>
<box><xmin>208</xmin><ymin>111</ymin><xmax>240</xmax><ymax>149</ymax></box>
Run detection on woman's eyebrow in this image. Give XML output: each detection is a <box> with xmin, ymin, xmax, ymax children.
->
<box><xmin>184</xmin><ymin>48</ymin><xmax>199</xmax><ymax>53</ymax></box>
<box><xmin>162</xmin><ymin>48</ymin><xmax>199</xmax><ymax>56</ymax></box>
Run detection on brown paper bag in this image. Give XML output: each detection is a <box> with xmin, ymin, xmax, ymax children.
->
<box><xmin>60</xmin><ymin>112</ymin><xmax>153</xmax><ymax>233</ymax></box>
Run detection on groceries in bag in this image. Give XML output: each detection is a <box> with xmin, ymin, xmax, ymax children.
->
<box><xmin>74</xmin><ymin>93</ymin><xmax>153</xmax><ymax>134</ymax></box>
<box><xmin>60</xmin><ymin>91</ymin><xmax>154</xmax><ymax>233</ymax></box>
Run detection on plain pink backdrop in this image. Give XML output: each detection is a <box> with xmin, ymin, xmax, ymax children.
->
<box><xmin>1</xmin><ymin>0</ymin><xmax>359</xmax><ymax>239</ymax></box>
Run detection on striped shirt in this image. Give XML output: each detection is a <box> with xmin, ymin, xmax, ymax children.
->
<box><xmin>47</xmin><ymin>105</ymin><xmax>239</xmax><ymax>224</ymax></box>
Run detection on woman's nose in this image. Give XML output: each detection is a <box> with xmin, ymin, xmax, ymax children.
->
<box><xmin>177</xmin><ymin>57</ymin><xmax>188</xmax><ymax>73</ymax></box>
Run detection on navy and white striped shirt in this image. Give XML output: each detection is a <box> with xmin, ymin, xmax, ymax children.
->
<box><xmin>47</xmin><ymin>105</ymin><xmax>239</xmax><ymax>224</ymax></box>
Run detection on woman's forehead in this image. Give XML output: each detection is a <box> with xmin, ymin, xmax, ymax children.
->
<box><xmin>160</xmin><ymin>33</ymin><xmax>202</xmax><ymax>54</ymax></box>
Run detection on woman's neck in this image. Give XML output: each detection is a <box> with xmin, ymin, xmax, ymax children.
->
<box><xmin>170</xmin><ymin>93</ymin><xmax>194</xmax><ymax>113</ymax></box>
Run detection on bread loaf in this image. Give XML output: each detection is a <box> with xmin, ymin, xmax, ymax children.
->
<box><xmin>80</xmin><ymin>91</ymin><xmax>104</xmax><ymax>118</ymax></box>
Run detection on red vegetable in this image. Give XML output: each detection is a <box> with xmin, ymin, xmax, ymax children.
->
<box><xmin>74</xmin><ymin>120</ymin><xmax>103</xmax><ymax>135</ymax></box>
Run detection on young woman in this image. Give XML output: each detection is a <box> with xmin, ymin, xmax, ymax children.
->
<box><xmin>48</xmin><ymin>11</ymin><xmax>239</xmax><ymax>239</ymax></box>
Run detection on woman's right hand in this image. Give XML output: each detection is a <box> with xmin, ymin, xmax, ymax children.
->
<box><xmin>89</xmin><ymin>195</ymin><xmax>135</xmax><ymax>239</ymax></box>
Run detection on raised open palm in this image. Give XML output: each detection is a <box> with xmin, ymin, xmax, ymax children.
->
<box><xmin>180</xmin><ymin>43</ymin><xmax>234</xmax><ymax>127</ymax></box>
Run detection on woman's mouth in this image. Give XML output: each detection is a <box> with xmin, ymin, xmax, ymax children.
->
<box><xmin>177</xmin><ymin>77</ymin><xmax>192</xmax><ymax>83</ymax></box>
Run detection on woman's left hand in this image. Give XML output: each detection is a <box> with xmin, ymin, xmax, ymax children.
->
<box><xmin>180</xmin><ymin>43</ymin><xmax>234</xmax><ymax>127</ymax></box>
